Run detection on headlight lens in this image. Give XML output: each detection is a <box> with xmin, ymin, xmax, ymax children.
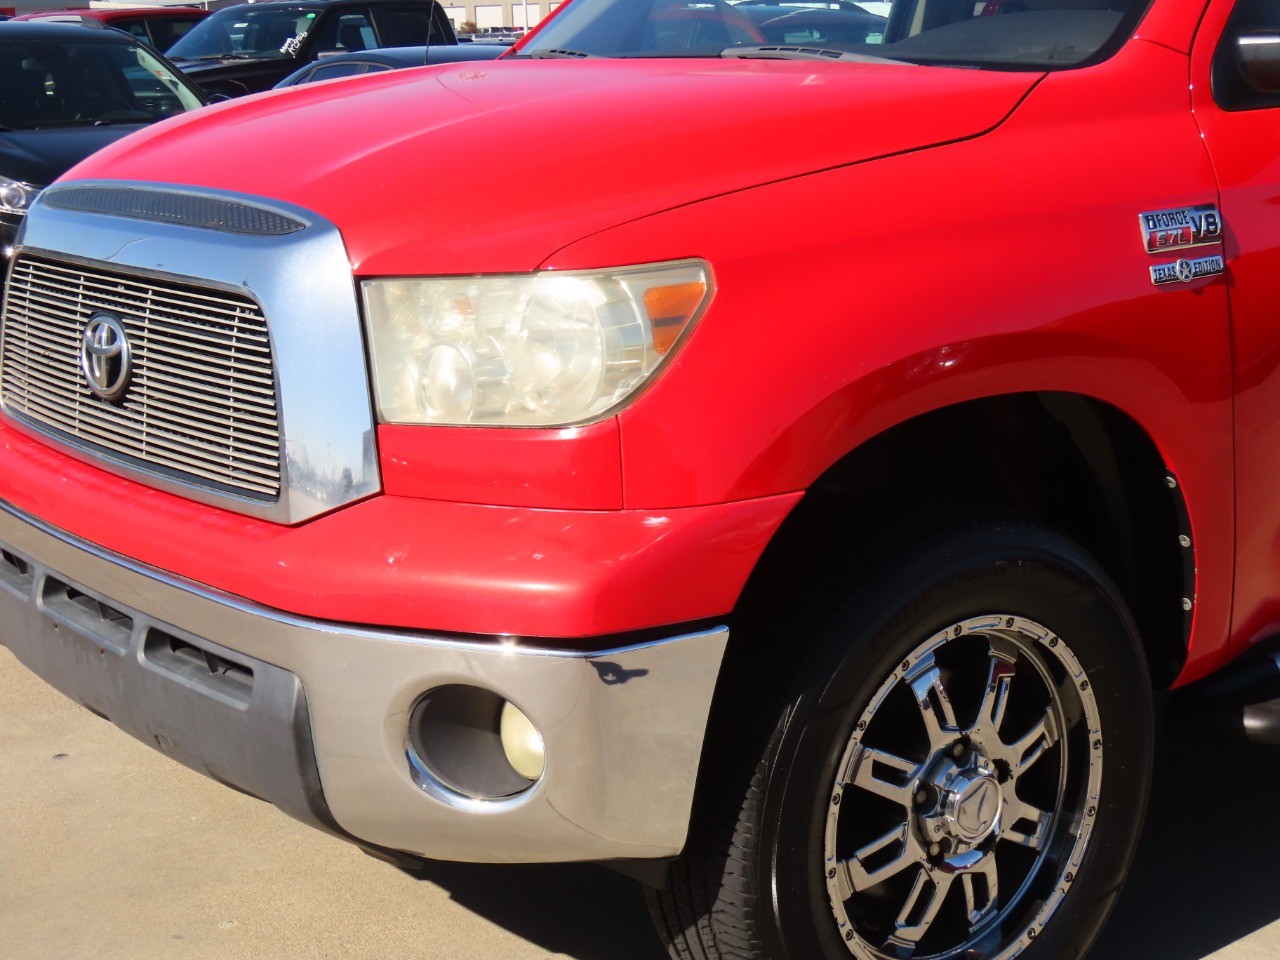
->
<box><xmin>362</xmin><ymin>260</ymin><xmax>712</xmax><ymax>426</ymax></box>
<box><xmin>0</xmin><ymin>176</ymin><xmax>41</xmax><ymax>217</ymax></box>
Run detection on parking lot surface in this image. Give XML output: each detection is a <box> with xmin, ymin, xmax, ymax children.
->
<box><xmin>2</xmin><ymin>644</ymin><xmax>1277</xmax><ymax>960</ymax></box>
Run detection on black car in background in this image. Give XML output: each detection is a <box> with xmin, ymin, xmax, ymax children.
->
<box><xmin>0</xmin><ymin>22</ymin><xmax>207</xmax><ymax>272</ymax></box>
<box><xmin>166</xmin><ymin>0</ymin><xmax>459</xmax><ymax>98</ymax></box>
<box><xmin>272</xmin><ymin>40</ymin><xmax>508</xmax><ymax>87</ymax></box>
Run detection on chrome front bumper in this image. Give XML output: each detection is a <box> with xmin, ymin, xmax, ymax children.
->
<box><xmin>0</xmin><ymin>499</ymin><xmax>729</xmax><ymax>862</ymax></box>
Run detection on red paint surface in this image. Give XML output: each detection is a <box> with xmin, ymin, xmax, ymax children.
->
<box><xmin>12</xmin><ymin>7</ymin><xmax>207</xmax><ymax>23</ymax></box>
<box><xmin>0</xmin><ymin>420</ymin><xmax>796</xmax><ymax>638</ymax></box>
<box><xmin>67</xmin><ymin>60</ymin><xmax>1039</xmax><ymax>276</ymax></box>
<box><xmin>378</xmin><ymin>420</ymin><xmax>623</xmax><ymax>509</ymax></box>
<box><xmin>550</xmin><ymin>34</ymin><xmax>1234</xmax><ymax>681</ymax></box>
<box><xmin>1192</xmin><ymin>0</ymin><xmax>1280</xmax><ymax>670</ymax></box>
<box><xmin>5</xmin><ymin>0</ymin><xmax>1258</xmax><ymax>680</ymax></box>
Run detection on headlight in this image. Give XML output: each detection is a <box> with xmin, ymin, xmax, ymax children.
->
<box><xmin>362</xmin><ymin>260</ymin><xmax>712</xmax><ymax>426</ymax></box>
<box><xmin>0</xmin><ymin>176</ymin><xmax>41</xmax><ymax>217</ymax></box>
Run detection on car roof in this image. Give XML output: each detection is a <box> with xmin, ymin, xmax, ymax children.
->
<box><xmin>322</xmin><ymin>46</ymin><xmax>431</xmax><ymax>66</ymax></box>
<box><xmin>15</xmin><ymin>7</ymin><xmax>206</xmax><ymax>21</ymax></box>
<box><xmin>309</xmin><ymin>45</ymin><xmax>490</xmax><ymax>66</ymax></box>
<box><xmin>211</xmin><ymin>0</ymin><xmax>398</xmax><ymax>10</ymax></box>
<box><xmin>0</xmin><ymin>20</ymin><xmax>144</xmax><ymax>42</ymax></box>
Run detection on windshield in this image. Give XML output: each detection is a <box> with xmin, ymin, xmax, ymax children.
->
<box><xmin>167</xmin><ymin>6</ymin><xmax>319</xmax><ymax>60</ymax></box>
<box><xmin>519</xmin><ymin>0</ymin><xmax>1151</xmax><ymax>69</ymax></box>
<box><xmin>0</xmin><ymin>39</ymin><xmax>204</xmax><ymax>131</ymax></box>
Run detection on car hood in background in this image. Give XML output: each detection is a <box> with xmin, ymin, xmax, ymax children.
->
<box><xmin>64</xmin><ymin>59</ymin><xmax>1041</xmax><ymax>275</ymax></box>
<box><xmin>1</xmin><ymin>125</ymin><xmax>150</xmax><ymax>187</ymax></box>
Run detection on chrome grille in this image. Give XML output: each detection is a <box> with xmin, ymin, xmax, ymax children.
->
<box><xmin>1</xmin><ymin>255</ymin><xmax>280</xmax><ymax>499</ymax></box>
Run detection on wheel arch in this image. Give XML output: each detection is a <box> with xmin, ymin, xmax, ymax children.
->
<box><xmin>730</xmin><ymin>391</ymin><xmax>1192</xmax><ymax>690</ymax></box>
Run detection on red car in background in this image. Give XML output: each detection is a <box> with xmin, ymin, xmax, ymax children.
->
<box><xmin>12</xmin><ymin>6</ymin><xmax>207</xmax><ymax>50</ymax></box>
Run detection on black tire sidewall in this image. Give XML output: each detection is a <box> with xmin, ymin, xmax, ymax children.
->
<box><xmin>756</xmin><ymin>526</ymin><xmax>1154</xmax><ymax>960</ymax></box>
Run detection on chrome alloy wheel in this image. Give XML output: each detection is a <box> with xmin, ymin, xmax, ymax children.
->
<box><xmin>824</xmin><ymin>615</ymin><xmax>1103</xmax><ymax>960</ymax></box>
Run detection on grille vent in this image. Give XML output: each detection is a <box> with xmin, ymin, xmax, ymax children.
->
<box><xmin>42</xmin><ymin>186</ymin><xmax>308</xmax><ymax>236</ymax></box>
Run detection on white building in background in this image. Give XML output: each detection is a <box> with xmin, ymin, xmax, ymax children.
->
<box><xmin>443</xmin><ymin>0</ymin><xmax>561</xmax><ymax>30</ymax></box>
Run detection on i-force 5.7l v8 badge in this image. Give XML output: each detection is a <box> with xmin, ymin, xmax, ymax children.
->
<box><xmin>1139</xmin><ymin>205</ymin><xmax>1223</xmax><ymax>254</ymax></box>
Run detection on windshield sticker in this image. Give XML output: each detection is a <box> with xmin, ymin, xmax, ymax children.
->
<box><xmin>1150</xmin><ymin>255</ymin><xmax>1225</xmax><ymax>287</ymax></box>
<box><xmin>1139</xmin><ymin>205</ymin><xmax>1223</xmax><ymax>254</ymax></box>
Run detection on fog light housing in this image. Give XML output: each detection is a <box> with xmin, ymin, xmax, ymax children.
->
<box><xmin>406</xmin><ymin>685</ymin><xmax>543</xmax><ymax>804</ymax></box>
<box><xmin>500</xmin><ymin>700</ymin><xmax>546</xmax><ymax>781</ymax></box>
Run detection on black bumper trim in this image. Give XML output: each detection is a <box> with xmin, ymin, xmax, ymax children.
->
<box><xmin>0</xmin><ymin>537</ymin><xmax>351</xmax><ymax>845</ymax></box>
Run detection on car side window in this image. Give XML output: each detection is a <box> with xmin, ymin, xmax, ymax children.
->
<box><xmin>150</xmin><ymin>18</ymin><xmax>205</xmax><ymax>53</ymax></box>
<box><xmin>122</xmin><ymin>63</ymin><xmax>184</xmax><ymax>114</ymax></box>
<box><xmin>313</xmin><ymin>10</ymin><xmax>378</xmax><ymax>53</ymax></box>
<box><xmin>374</xmin><ymin>5</ymin><xmax>440</xmax><ymax>46</ymax></box>
<box><xmin>1214</xmin><ymin>0</ymin><xmax>1280</xmax><ymax>111</ymax></box>
<box><xmin>310</xmin><ymin>60</ymin><xmax>373</xmax><ymax>80</ymax></box>
<box><xmin>116</xmin><ymin>19</ymin><xmax>150</xmax><ymax>42</ymax></box>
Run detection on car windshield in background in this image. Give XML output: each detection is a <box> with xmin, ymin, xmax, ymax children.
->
<box><xmin>518</xmin><ymin>0</ymin><xmax>1152</xmax><ymax>69</ymax></box>
<box><xmin>167</xmin><ymin>6</ymin><xmax>319</xmax><ymax>60</ymax></box>
<box><xmin>0</xmin><ymin>39</ymin><xmax>204</xmax><ymax>130</ymax></box>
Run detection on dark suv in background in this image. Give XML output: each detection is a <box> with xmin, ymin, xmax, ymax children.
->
<box><xmin>166</xmin><ymin>0</ymin><xmax>459</xmax><ymax>97</ymax></box>
<box><xmin>0</xmin><ymin>21</ymin><xmax>207</xmax><ymax>276</ymax></box>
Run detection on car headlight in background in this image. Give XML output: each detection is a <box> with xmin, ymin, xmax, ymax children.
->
<box><xmin>0</xmin><ymin>176</ymin><xmax>41</xmax><ymax>217</ymax></box>
<box><xmin>362</xmin><ymin>260</ymin><xmax>712</xmax><ymax>427</ymax></box>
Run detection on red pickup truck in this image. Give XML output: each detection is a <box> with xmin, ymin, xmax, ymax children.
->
<box><xmin>0</xmin><ymin>0</ymin><xmax>1272</xmax><ymax>958</ymax></box>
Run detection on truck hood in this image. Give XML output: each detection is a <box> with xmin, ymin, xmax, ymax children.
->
<box><xmin>66</xmin><ymin>59</ymin><xmax>1040</xmax><ymax>275</ymax></box>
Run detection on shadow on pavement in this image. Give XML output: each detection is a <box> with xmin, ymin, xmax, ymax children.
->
<box><xmin>411</xmin><ymin>726</ymin><xmax>1280</xmax><ymax>960</ymax></box>
<box><xmin>1090</xmin><ymin>725</ymin><xmax>1280</xmax><ymax>959</ymax></box>
<box><xmin>412</xmin><ymin>860</ymin><xmax>665</xmax><ymax>960</ymax></box>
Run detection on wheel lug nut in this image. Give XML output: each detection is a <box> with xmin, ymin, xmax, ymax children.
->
<box><xmin>928</xmin><ymin>843</ymin><xmax>941</xmax><ymax>857</ymax></box>
<box><xmin>915</xmin><ymin>790</ymin><xmax>928</xmax><ymax>806</ymax></box>
<box><xmin>952</xmin><ymin>743</ymin><xmax>965</xmax><ymax>758</ymax></box>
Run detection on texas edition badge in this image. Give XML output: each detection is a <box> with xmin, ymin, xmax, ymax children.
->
<box><xmin>1150</xmin><ymin>255</ymin><xmax>1225</xmax><ymax>286</ymax></box>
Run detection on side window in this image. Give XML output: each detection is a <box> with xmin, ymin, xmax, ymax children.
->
<box><xmin>373</xmin><ymin>5</ymin><xmax>440</xmax><ymax>46</ymax></box>
<box><xmin>149</xmin><ymin>17</ymin><xmax>205</xmax><ymax>54</ymax></box>
<box><xmin>313</xmin><ymin>10</ymin><xmax>377</xmax><ymax>53</ymax></box>
<box><xmin>122</xmin><ymin>64</ymin><xmax>183</xmax><ymax>113</ymax></box>
<box><xmin>0</xmin><ymin>49</ymin><xmax>51</xmax><ymax>127</ymax></box>
<box><xmin>116</xmin><ymin>19</ymin><xmax>150</xmax><ymax>42</ymax></box>
<box><xmin>309</xmin><ymin>60</ymin><xmax>373</xmax><ymax>80</ymax></box>
<box><xmin>1214</xmin><ymin>0</ymin><xmax>1280</xmax><ymax>111</ymax></box>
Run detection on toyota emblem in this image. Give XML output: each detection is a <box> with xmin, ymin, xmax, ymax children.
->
<box><xmin>80</xmin><ymin>313</ymin><xmax>133</xmax><ymax>402</ymax></box>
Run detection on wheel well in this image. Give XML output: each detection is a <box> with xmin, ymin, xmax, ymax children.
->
<box><xmin>732</xmin><ymin>392</ymin><xmax>1190</xmax><ymax>688</ymax></box>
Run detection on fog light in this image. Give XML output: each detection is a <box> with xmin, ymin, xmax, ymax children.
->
<box><xmin>405</xmin><ymin>685</ymin><xmax>543</xmax><ymax>803</ymax></box>
<box><xmin>500</xmin><ymin>700</ymin><xmax>545</xmax><ymax>781</ymax></box>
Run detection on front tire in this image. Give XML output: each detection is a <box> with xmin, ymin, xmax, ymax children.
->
<box><xmin>648</xmin><ymin>520</ymin><xmax>1153</xmax><ymax>960</ymax></box>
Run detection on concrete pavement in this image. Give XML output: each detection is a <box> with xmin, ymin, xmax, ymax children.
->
<box><xmin>2</xmin><ymin>644</ymin><xmax>1277</xmax><ymax>960</ymax></box>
